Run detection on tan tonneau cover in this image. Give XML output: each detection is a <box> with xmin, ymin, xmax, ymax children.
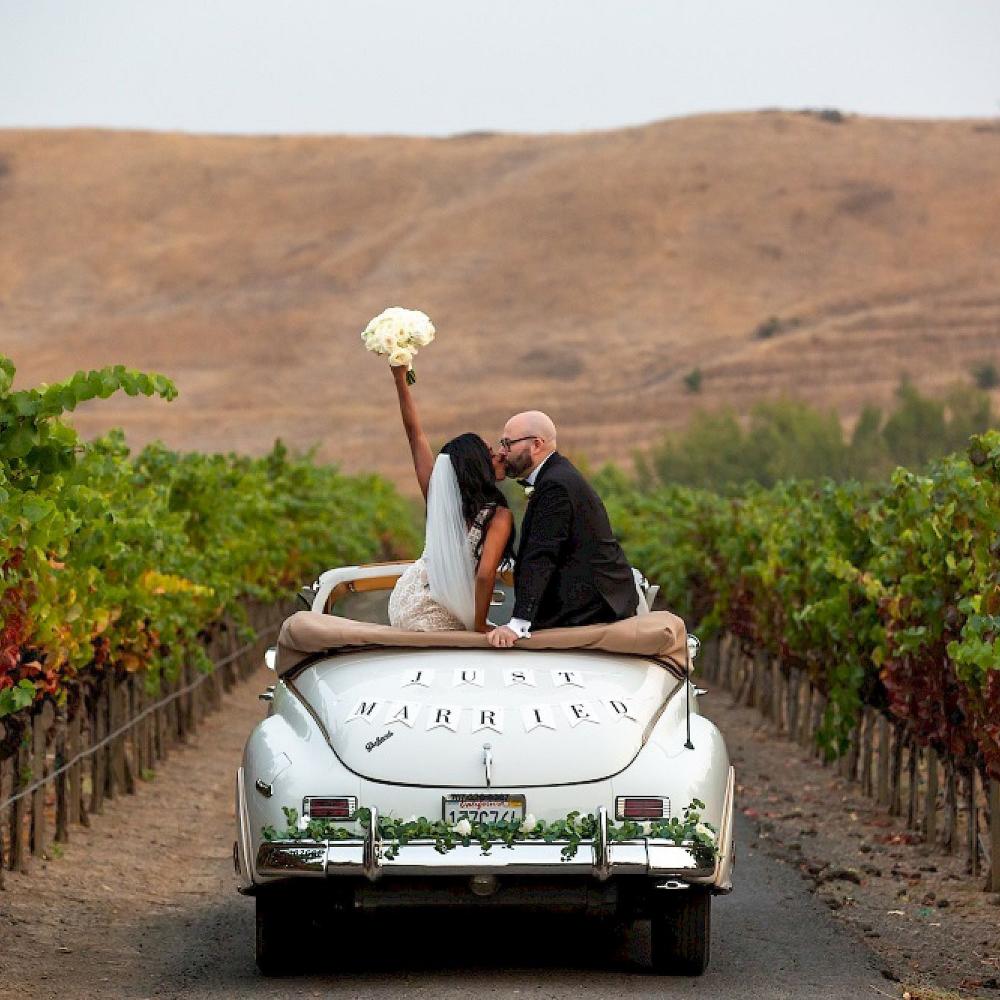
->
<box><xmin>275</xmin><ymin>610</ymin><xmax>688</xmax><ymax>676</ymax></box>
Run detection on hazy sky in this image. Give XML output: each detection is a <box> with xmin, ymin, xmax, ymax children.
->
<box><xmin>2</xmin><ymin>0</ymin><xmax>999</xmax><ymax>136</ymax></box>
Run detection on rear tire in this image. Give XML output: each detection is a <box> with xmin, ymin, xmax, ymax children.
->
<box><xmin>255</xmin><ymin>890</ymin><xmax>300</xmax><ymax>976</ymax></box>
<box><xmin>649</xmin><ymin>887</ymin><xmax>711</xmax><ymax>975</ymax></box>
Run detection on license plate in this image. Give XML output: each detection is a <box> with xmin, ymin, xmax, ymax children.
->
<box><xmin>442</xmin><ymin>794</ymin><xmax>526</xmax><ymax>825</ymax></box>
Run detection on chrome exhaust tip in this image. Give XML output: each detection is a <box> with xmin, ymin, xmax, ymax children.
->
<box><xmin>469</xmin><ymin>874</ymin><xmax>499</xmax><ymax>897</ymax></box>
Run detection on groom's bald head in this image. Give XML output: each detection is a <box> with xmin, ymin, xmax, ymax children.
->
<box><xmin>505</xmin><ymin>411</ymin><xmax>557</xmax><ymax>447</ymax></box>
<box><xmin>500</xmin><ymin>411</ymin><xmax>557</xmax><ymax>478</ymax></box>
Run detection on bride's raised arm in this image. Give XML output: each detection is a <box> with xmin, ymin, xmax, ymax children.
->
<box><xmin>391</xmin><ymin>363</ymin><xmax>434</xmax><ymax>500</ymax></box>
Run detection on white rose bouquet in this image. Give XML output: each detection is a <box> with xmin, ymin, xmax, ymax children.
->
<box><xmin>360</xmin><ymin>307</ymin><xmax>436</xmax><ymax>384</ymax></box>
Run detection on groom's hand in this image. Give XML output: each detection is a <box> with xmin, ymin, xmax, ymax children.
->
<box><xmin>487</xmin><ymin>625</ymin><xmax>519</xmax><ymax>648</ymax></box>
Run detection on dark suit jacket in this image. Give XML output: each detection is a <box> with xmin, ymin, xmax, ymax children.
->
<box><xmin>513</xmin><ymin>452</ymin><xmax>638</xmax><ymax>629</ymax></box>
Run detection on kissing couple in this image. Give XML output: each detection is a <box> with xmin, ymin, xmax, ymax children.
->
<box><xmin>385</xmin><ymin>362</ymin><xmax>640</xmax><ymax>647</ymax></box>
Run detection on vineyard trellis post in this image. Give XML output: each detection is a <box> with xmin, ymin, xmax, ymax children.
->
<box><xmin>798</xmin><ymin>678</ymin><xmax>814</xmax><ymax>748</ymax></box>
<box><xmin>770</xmin><ymin>659</ymin><xmax>781</xmax><ymax>731</ymax></box>
<box><xmin>923</xmin><ymin>748</ymin><xmax>939</xmax><ymax>844</ymax></box>
<box><xmin>0</xmin><ymin>603</ymin><xmax>286</xmax><ymax>885</ymax></box>
<box><xmin>90</xmin><ymin>679</ymin><xmax>105</xmax><ymax>815</ymax></box>
<box><xmin>846</xmin><ymin>720</ymin><xmax>862</xmax><ymax>785</ymax></box>
<box><xmin>966</xmin><ymin>771</ymin><xmax>980</xmax><ymax>877</ymax></box>
<box><xmin>703</xmin><ymin>631</ymin><xmax>998</xmax><ymax>896</ymax></box>
<box><xmin>54</xmin><ymin>706</ymin><xmax>69</xmax><ymax>843</ymax></box>
<box><xmin>0</xmin><ymin>756</ymin><xmax>5</xmax><ymax>888</ymax></box>
<box><xmin>989</xmin><ymin>779</ymin><xmax>1000</xmax><ymax>893</ymax></box>
<box><xmin>30</xmin><ymin>704</ymin><xmax>48</xmax><ymax>857</ymax></box>
<box><xmin>888</xmin><ymin>723</ymin><xmax>904</xmax><ymax>817</ymax></box>
<box><xmin>811</xmin><ymin>692</ymin><xmax>826</xmax><ymax>762</ymax></box>
<box><xmin>905</xmin><ymin>742</ymin><xmax>919</xmax><ymax>830</ymax></box>
<box><xmin>11</xmin><ymin>723</ymin><xmax>29</xmax><ymax>872</ymax></box>
<box><xmin>860</xmin><ymin>709</ymin><xmax>875</xmax><ymax>797</ymax></box>
<box><xmin>876</xmin><ymin>716</ymin><xmax>891</xmax><ymax>807</ymax></box>
<box><xmin>785</xmin><ymin>668</ymin><xmax>799</xmax><ymax>741</ymax></box>
<box><xmin>943</xmin><ymin>763</ymin><xmax>959</xmax><ymax>853</ymax></box>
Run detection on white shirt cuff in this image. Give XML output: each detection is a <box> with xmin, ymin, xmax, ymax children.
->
<box><xmin>507</xmin><ymin>617</ymin><xmax>532</xmax><ymax>638</ymax></box>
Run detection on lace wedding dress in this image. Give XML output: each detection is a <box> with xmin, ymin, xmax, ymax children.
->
<box><xmin>388</xmin><ymin>508</ymin><xmax>491</xmax><ymax>631</ymax></box>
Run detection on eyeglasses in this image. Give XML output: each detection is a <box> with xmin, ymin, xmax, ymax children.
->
<box><xmin>498</xmin><ymin>435</ymin><xmax>538</xmax><ymax>451</ymax></box>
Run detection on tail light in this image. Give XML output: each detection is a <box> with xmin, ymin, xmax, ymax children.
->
<box><xmin>615</xmin><ymin>796</ymin><xmax>670</xmax><ymax>820</ymax></box>
<box><xmin>303</xmin><ymin>796</ymin><xmax>358</xmax><ymax>819</ymax></box>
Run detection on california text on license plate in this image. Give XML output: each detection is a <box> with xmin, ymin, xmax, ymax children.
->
<box><xmin>442</xmin><ymin>794</ymin><xmax>526</xmax><ymax>825</ymax></box>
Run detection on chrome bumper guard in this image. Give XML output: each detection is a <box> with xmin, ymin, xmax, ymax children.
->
<box><xmin>256</xmin><ymin>805</ymin><xmax>714</xmax><ymax>882</ymax></box>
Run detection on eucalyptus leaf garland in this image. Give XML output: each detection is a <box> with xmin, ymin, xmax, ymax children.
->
<box><xmin>262</xmin><ymin>798</ymin><xmax>717</xmax><ymax>865</ymax></box>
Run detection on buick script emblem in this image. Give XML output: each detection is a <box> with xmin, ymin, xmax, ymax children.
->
<box><xmin>365</xmin><ymin>730</ymin><xmax>394</xmax><ymax>752</ymax></box>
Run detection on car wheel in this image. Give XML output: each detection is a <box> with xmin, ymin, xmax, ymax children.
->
<box><xmin>649</xmin><ymin>887</ymin><xmax>711</xmax><ymax>975</ymax></box>
<box><xmin>255</xmin><ymin>890</ymin><xmax>301</xmax><ymax>976</ymax></box>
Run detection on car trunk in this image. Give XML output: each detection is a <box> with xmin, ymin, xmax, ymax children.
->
<box><xmin>290</xmin><ymin>648</ymin><xmax>681</xmax><ymax>787</ymax></box>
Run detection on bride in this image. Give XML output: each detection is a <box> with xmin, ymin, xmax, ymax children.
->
<box><xmin>386</xmin><ymin>362</ymin><xmax>515</xmax><ymax>633</ymax></box>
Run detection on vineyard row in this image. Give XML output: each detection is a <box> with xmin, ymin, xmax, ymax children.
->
<box><xmin>3</xmin><ymin>356</ymin><xmax>999</xmax><ymax>883</ymax></box>
<box><xmin>0</xmin><ymin>357</ymin><xmax>418</xmax><ymax>720</ymax></box>
<box><xmin>599</xmin><ymin>429</ymin><xmax>1000</xmax><ymax>783</ymax></box>
<box><xmin>0</xmin><ymin>601</ymin><xmax>282</xmax><ymax>886</ymax></box>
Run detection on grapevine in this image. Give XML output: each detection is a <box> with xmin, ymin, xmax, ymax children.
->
<box><xmin>4</xmin><ymin>349</ymin><xmax>997</xmax><ymax>787</ymax></box>
<box><xmin>0</xmin><ymin>356</ymin><xmax>419</xmax><ymax>718</ymax></box>
<box><xmin>598</xmin><ymin>431</ymin><xmax>1000</xmax><ymax>778</ymax></box>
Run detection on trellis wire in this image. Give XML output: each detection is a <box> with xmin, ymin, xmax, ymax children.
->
<box><xmin>0</xmin><ymin>620</ymin><xmax>279</xmax><ymax>814</ymax></box>
<box><xmin>707</xmin><ymin>631</ymin><xmax>999</xmax><ymax>892</ymax></box>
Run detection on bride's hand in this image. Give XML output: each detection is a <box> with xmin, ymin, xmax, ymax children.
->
<box><xmin>487</xmin><ymin>625</ymin><xmax>519</xmax><ymax>648</ymax></box>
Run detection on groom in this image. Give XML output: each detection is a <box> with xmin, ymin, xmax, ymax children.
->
<box><xmin>487</xmin><ymin>411</ymin><xmax>638</xmax><ymax>648</ymax></box>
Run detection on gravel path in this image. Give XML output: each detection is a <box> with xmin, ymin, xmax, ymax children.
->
<box><xmin>1</xmin><ymin>668</ymin><xmax>890</xmax><ymax>999</ymax></box>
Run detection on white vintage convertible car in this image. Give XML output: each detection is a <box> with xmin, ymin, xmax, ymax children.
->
<box><xmin>234</xmin><ymin>562</ymin><xmax>734</xmax><ymax>976</ymax></box>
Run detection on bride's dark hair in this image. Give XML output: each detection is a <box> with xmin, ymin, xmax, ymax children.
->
<box><xmin>440</xmin><ymin>433</ymin><xmax>515</xmax><ymax>564</ymax></box>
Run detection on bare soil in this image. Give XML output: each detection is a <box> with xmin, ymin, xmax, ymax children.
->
<box><xmin>706</xmin><ymin>694</ymin><xmax>1000</xmax><ymax>998</ymax></box>
<box><xmin>0</xmin><ymin>666</ymin><xmax>996</xmax><ymax>998</ymax></box>
<box><xmin>3</xmin><ymin>113</ymin><xmax>1000</xmax><ymax>488</ymax></box>
<box><xmin>0</xmin><ymin>674</ymin><xmax>265</xmax><ymax>998</ymax></box>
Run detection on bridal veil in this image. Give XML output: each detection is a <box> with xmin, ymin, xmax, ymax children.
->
<box><xmin>423</xmin><ymin>453</ymin><xmax>476</xmax><ymax>629</ymax></box>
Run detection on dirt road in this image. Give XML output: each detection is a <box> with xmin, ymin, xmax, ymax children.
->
<box><xmin>1</xmin><ymin>670</ymin><xmax>891</xmax><ymax>999</ymax></box>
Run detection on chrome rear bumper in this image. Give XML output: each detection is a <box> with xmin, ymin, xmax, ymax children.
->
<box><xmin>255</xmin><ymin>805</ymin><xmax>714</xmax><ymax>882</ymax></box>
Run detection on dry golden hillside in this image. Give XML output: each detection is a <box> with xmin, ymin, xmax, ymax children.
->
<box><xmin>2</xmin><ymin>112</ymin><xmax>1000</xmax><ymax>488</ymax></box>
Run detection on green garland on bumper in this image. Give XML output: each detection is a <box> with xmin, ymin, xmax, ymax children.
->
<box><xmin>262</xmin><ymin>799</ymin><xmax>717</xmax><ymax>865</ymax></box>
